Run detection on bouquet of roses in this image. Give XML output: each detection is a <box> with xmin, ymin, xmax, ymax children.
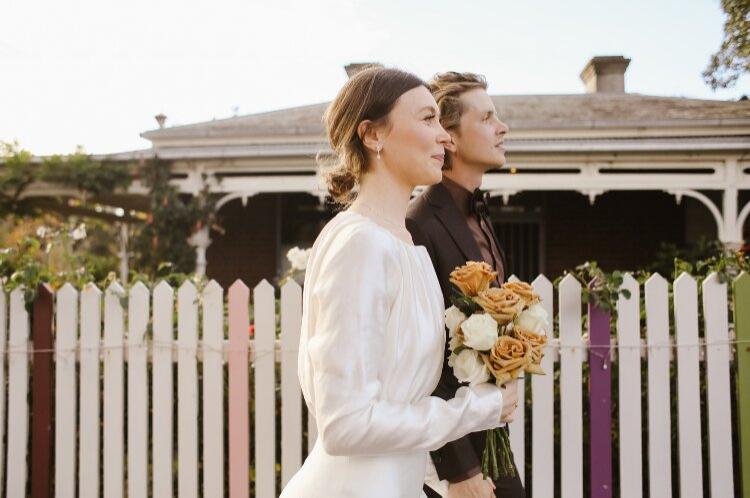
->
<box><xmin>445</xmin><ymin>261</ymin><xmax>549</xmax><ymax>480</ymax></box>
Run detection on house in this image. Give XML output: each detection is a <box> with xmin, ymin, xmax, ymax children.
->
<box><xmin>42</xmin><ymin>56</ymin><xmax>750</xmax><ymax>287</ymax></box>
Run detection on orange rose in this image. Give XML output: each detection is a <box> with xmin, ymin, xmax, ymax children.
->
<box><xmin>501</xmin><ymin>281</ymin><xmax>540</xmax><ymax>307</ymax></box>
<box><xmin>512</xmin><ymin>326</ymin><xmax>547</xmax><ymax>374</ymax></box>
<box><xmin>474</xmin><ymin>288</ymin><xmax>523</xmax><ymax>325</ymax></box>
<box><xmin>482</xmin><ymin>335</ymin><xmax>533</xmax><ymax>385</ymax></box>
<box><xmin>449</xmin><ymin>261</ymin><xmax>497</xmax><ymax>296</ymax></box>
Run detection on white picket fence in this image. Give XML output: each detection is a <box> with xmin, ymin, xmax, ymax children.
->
<box><xmin>0</xmin><ymin>271</ymin><xmax>738</xmax><ymax>497</ymax></box>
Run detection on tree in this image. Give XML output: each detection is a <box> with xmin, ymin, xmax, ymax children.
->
<box><xmin>130</xmin><ymin>157</ymin><xmax>217</xmax><ymax>276</ymax></box>
<box><xmin>0</xmin><ymin>141</ymin><xmax>132</xmax><ymax>217</ymax></box>
<box><xmin>703</xmin><ymin>0</ymin><xmax>750</xmax><ymax>90</ymax></box>
<box><xmin>1</xmin><ymin>142</ymin><xmax>219</xmax><ymax>278</ymax></box>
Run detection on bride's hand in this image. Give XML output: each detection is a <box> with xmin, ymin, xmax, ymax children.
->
<box><xmin>446</xmin><ymin>472</ymin><xmax>496</xmax><ymax>498</ymax></box>
<box><xmin>498</xmin><ymin>380</ymin><xmax>519</xmax><ymax>423</ymax></box>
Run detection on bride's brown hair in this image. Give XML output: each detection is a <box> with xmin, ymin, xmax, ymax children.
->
<box><xmin>320</xmin><ymin>67</ymin><xmax>427</xmax><ymax>205</ymax></box>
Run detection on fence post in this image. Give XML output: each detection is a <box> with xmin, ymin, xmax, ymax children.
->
<box><xmin>254</xmin><ymin>280</ymin><xmax>277</xmax><ymax>498</ymax></box>
<box><xmin>559</xmin><ymin>274</ymin><xmax>583</xmax><ymax>497</ymax></box>
<box><xmin>31</xmin><ymin>283</ymin><xmax>54</xmax><ymax>498</ymax></box>
<box><xmin>702</xmin><ymin>273</ymin><xmax>735</xmax><ymax>497</ymax></box>
<box><xmin>734</xmin><ymin>271</ymin><xmax>750</xmax><ymax>498</ymax></box>
<box><xmin>616</xmin><ymin>274</ymin><xmax>642</xmax><ymax>498</ymax></box>
<box><xmin>588</xmin><ymin>278</ymin><xmax>612</xmax><ymax>498</ymax></box>
<box><xmin>228</xmin><ymin>280</ymin><xmax>250</xmax><ymax>498</ymax></box>
<box><xmin>674</xmin><ymin>273</ymin><xmax>703</xmax><ymax>498</ymax></box>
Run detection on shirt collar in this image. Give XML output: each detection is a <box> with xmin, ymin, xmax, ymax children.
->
<box><xmin>441</xmin><ymin>176</ymin><xmax>474</xmax><ymax>217</ymax></box>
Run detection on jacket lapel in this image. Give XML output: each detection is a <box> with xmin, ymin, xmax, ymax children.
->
<box><xmin>423</xmin><ymin>183</ymin><xmax>484</xmax><ymax>264</ymax></box>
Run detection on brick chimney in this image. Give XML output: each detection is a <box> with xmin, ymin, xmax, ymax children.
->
<box><xmin>345</xmin><ymin>62</ymin><xmax>383</xmax><ymax>78</ymax></box>
<box><xmin>580</xmin><ymin>56</ymin><xmax>631</xmax><ymax>93</ymax></box>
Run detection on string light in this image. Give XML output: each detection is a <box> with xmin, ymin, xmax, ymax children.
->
<box><xmin>0</xmin><ymin>338</ymin><xmax>746</xmax><ymax>356</ymax></box>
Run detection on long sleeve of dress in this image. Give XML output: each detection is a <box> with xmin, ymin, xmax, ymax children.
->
<box><xmin>307</xmin><ymin>227</ymin><xmax>503</xmax><ymax>457</ymax></box>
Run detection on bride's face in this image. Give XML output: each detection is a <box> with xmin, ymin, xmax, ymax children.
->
<box><xmin>374</xmin><ymin>86</ymin><xmax>451</xmax><ymax>187</ymax></box>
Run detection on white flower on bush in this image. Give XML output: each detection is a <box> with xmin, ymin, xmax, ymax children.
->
<box><xmin>459</xmin><ymin>313</ymin><xmax>498</xmax><ymax>351</ymax></box>
<box><xmin>449</xmin><ymin>348</ymin><xmax>491</xmax><ymax>386</ymax></box>
<box><xmin>71</xmin><ymin>223</ymin><xmax>87</xmax><ymax>241</ymax></box>
<box><xmin>516</xmin><ymin>302</ymin><xmax>550</xmax><ymax>336</ymax></box>
<box><xmin>286</xmin><ymin>246</ymin><xmax>311</xmax><ymax>271</ymax></box>
<box><xmin>36</xmin><ymin>226</ymin><xmax>50</xmax><ymax>238</ymax></box>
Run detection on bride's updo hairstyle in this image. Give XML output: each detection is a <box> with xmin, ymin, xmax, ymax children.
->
<box><xmin>320</xmin><ymin>67</ymin><xmax>427</xmax><ymax>205</ymax></box>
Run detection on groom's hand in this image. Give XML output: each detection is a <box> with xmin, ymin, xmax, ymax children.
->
<box><xmin>499</xmin><ymin>380</ymin><xmax>519</xmax><ymax>423</ymax></box>
<box><xmin>447</xmin><ymin>473</ymin><xmax>496</xmax><ymax>498</ymax></box>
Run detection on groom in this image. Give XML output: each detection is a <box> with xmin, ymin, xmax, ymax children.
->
<box><xmin>406</xmin><ymin>72</ymin><xmax>524</xmax><ymax>498</ymax></box>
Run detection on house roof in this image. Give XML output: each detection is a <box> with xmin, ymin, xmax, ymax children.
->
<box><xmin>140</xmin><ymin>93</ymin><xmax>750</xmax><ymax>142</ymax></box>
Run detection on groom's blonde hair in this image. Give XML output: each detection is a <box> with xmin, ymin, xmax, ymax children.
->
<box><xmin>428</xmin><ymin>72</ymin><xmax>488</xmax><ymax>170</ymax></box>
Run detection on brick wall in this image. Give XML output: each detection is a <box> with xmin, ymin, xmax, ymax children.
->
<box><xmin>205</xmin><ymin>190</ymin><xmax>709</xmax><ymax>287</ymax></box>
<box><xmin>206</xmin><ymin>193</ymin><xmax>280</xmax><ymax>289</ymax></box>
<box><xmin>539</xmin><ymin>190</ymin><xmax>685</xmax><ymax>277</ymax></box>
<box><xmin>495</xmin><ymin>190</ymin><xmax>687</xmax><ymax>278</ymax></box>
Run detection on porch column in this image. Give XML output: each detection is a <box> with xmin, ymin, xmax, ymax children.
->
<box><xmin>723</xmin><ymin>158</ymin><xmax>744</xmax><ymax>250</ymax></box>
<box><xmin>118</xmin><ymin>222</ymin><xmax>129</xmax><ymax>283</ymax></box>
<box><xmin>189</xmin><ymin>226</ymin><xmax>212</xmax><ymax>277</ymax></box>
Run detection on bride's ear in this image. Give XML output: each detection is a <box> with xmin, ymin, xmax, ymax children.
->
<box><xmin>357</xmin><ymin>120</ymin><xmax>382</xmax><ymax>154</ymax></box>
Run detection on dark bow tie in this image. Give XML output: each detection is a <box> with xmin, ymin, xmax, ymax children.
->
<box><xmin>470</xmin><ymin>189</ymin><xmax>491</xmax><ymax>217</ymax></box>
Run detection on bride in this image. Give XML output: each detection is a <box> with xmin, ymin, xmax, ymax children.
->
<box><xmin>279</xmin><ymin>67</ymin><xmax>518</xmax><ymax>498</ymax></box>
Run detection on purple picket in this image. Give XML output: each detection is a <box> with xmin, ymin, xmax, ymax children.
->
<box><xmin>588</xmin><ymin>279</ymin><xmax>612</xmax><ymax>498</ymax></box>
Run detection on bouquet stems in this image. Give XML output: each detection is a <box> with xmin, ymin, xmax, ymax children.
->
<box><xmin>481</xmin><ymin>427</ymin><xmax>516</xmax><ymax>481</ymax></box>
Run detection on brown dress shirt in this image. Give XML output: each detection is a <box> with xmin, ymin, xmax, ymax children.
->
<box><xmin>441</xmin><ymin>176</ymin><xmax>506</xmax><ymax>284</ymax></box>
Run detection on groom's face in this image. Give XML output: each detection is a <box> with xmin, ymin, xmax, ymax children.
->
<box><xmin>451</xmin><ymin>88</ymin><xmax>509</xmax><ymax>171</ymax></box>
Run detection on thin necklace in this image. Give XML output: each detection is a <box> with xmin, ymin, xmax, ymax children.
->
<box><xmin>352</xmin><ymin>201</ymin><xmax>413</xmax><ymax>242</ymax></box>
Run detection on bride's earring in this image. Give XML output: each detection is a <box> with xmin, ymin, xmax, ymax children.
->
<box><xmin>376</xmin><ymin>143</ymin><xmax>382</xmax><ymax>160</ymax></box>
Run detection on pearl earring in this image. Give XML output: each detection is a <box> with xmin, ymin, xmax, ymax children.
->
<box><xmin>376</xmin><ymin>143</ymin><xmax>382</xmax><ymax>159</ymax></box>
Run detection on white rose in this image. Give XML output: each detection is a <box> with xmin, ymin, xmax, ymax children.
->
<box><xmin>444</xmin><ymin>305</ymin><xmax>467</xmax><ymax>339</ymax></box>
<box><xmin>448</xmin><ymin>349</ymin><xmax>491</xmax><ymax>386</ymax></box>
<box><xmin>287</xmin><ymin>247</ymin><xmax>311</xmax><ymax>271</ymax></box>
<box><xmin>459</xmin><ymin>313</ymin><xmax>499</xmax><ymax>351</ymax></box>
<box><xmin>516</xmin><ymin>303</ymin><xmax>550</xmax><ymax>336</ymax></box>
<box><xmin>448</xmin><ymin>333</ymin><xmax>462</xmax><ymax>352</ymax></box>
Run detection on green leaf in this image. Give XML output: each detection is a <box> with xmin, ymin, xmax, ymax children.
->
<box><xmin>450</xmin><ymin>294</ymin><xmax>480</xmax><ymax>316</ymax></box>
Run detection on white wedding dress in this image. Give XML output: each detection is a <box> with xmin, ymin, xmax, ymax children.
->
<box><xmin>279</xmin><ymin>210</ymin><xmax>503</xmax><ymax>498</ymax></box>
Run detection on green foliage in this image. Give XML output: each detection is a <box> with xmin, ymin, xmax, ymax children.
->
<box><xmin>553</xmin><ymin>238</ymin><xmax>749</xmax><ymax>331</ymax></box>
<box><xmin>39</xmin><ymin>147</ymin><xmax>131</xmax><ymax>197</ymax></box>
<box><xmin>646</xmin><ymin>236</ymin><xmax>749</xmax><ymax>315</ymax></box>
<box><xmin>704</xmin><ymin>0</ymin><xmax>750</xmax><ymax>89</ymax></box>
<box><xmin>553</xmin><ymin>261</ymin><xmax>632</xmax><ymax>316</ymax></box>
<box><xmin>1</xmin><ymin>142</ymin><xmax>220</xmax><ymax>279</ymax></box>
<box><xmin>671</xmin><ymin>241</ymin><xmax>749</xmax><ymax>284</ymax></box>
<box><xmin>645</xmin><ymin>236</ymin><xmax>727</xmax><ymax>279</ymax></box>
<box><xmin>0</xmin><ymin>141</ymin><xmax>131</xmax><ymax>216</ymax></box>
<box><xmin>0</xmin><ymin>220</ymin><xmax>119</xmax><ymax>309</ymax></box>
<box><xmin>128</xmin><ymin>262</ymin><xmax>210</xmax><ymax>293</ymax></box>
<box><xmin>0</xmin><ymin>142</ymin><xmax>36</xmax><ymax>216</ymax></box>
<box><xmin>131</xmin><ymin>157</ymin><xmax>217</xmax><ymax>276</ymax></box>
<box><xmin>450</xmin><ymin>292</ymin><xmax>481</xmax><ymax>316</ymax></box>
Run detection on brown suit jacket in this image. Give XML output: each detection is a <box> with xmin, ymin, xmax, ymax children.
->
<box><xmin>405</xmin><ymin>182</ymin><xmax>509</xmax><ymax>482</ymax></box>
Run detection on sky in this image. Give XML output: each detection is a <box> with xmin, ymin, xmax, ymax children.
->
<box><xmin>2</xmin><ymin>0</ymin><xmax>748</xmax><ymax>155</ymax></box>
